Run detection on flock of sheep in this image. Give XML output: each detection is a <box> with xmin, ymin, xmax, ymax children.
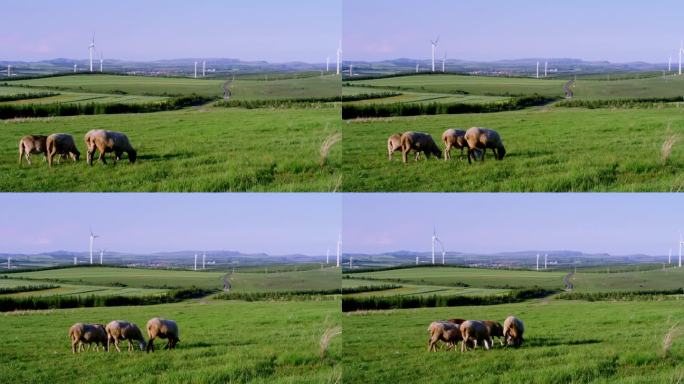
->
<box><xmin>69</xmin><ymin>317</ymin><xmax>178</xmax><ymax>353</ymax></box>
<box><xmin>18</xmin><ymin>130</ymin><xmax>137</xmax><ymax>166</ymax></box>
<box><xmin>387</xmin><ymin>127</ymin><xmax>506</xmax><ymax>164</ymax></box>
<box><xmin>427</xmin><ymin>315</ymin><xmax>524</xmax><ymax>353</ymax></box>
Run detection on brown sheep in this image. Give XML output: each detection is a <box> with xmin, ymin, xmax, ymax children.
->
<box><xmin>146</xmin><ymin>317</ymin><xmax>180</xmax><ymax>352</ymax></box>
<box><xmin>18</xmin><ymin>135</ymin><xmax>48</xmax><ymax>165</ymax></box>
<box><xmin>447</xmin><ymin>318</ymin><xmax>466</xmax><ymax>325</ymax></box>
<box><xmin>503</xmin><ymin>316</ymin><xmax>525</xmax><ymax>347</ymax></box>
<box><xmin>442</xmin><ymin>129</ymin><xmax>469</xmax><ymax>160</ymax></box>
<box><xmin>388</xmin><ymin>133</ymin><xmax>420</xmax><ymax>161</ymax></box>
<box><xmin>400</xmin><ymin>132</ymin><xmax>442</xmax><ymax>163</ymax></box>
<box><xmin>85</xmin><ymin>129</ymin><xmax>137</xmax><ymax>165</ymax></box>
<box><xmin>464</xmin><ymin>127</ymin><xmax>506</xmax><ymax>164</ymax></box>
<box><xmin>460</xmin><ymin>320</ymin><xmax>491</xmax><ymax>352</ymax></box>
<box><xmin>483</xmin><ymin>320</ymin><xmax>505</xmax><ymax>347</ymax></box>
<box><xmin>106</xmin><ymin>320</ymin><xmax>146</xmax><ymax>352</ymax></box>
<box><xmin>68</xmin><ymin>323</ymin><xmax>108</xmax><ymax>353</ymax></box>
<box><xmin>46</xmin><ymin>134</ymin><xmax>80</xmax><ymax>167</ymax></box>
<box><xmin>427</xmin><ymin>321</ymin><xmax>461</xmax><ymax>352</ymax></box>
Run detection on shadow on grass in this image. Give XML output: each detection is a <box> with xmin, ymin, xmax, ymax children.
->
<box><xmin>137</xmin><ymin>152</ymin><xmax>195</xmax><ymax>161</ymax></box>
<box><xmin>526</xmin><ymin>337</ymin><xmax>602</xmax><ymax>348</ymax></box>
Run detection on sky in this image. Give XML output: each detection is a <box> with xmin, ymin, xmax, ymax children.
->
<box><xmin>1</xmin><ymin>0</ymin><xmax>341</xmax><ymax>62</ymax></box>
<box><xmin>344</xmin><ymin>0</ymin><xmax>684</xmax><ymax>63</ymax></box>
<box><xmin>0</xmin><ymin>194</ymin><xmax>341</xmax><ymax>255</ymax></box>
<box><xmin>343</xmin><ymin>194</ymin><xmax>684</xmax><ymax>256</ymax></box>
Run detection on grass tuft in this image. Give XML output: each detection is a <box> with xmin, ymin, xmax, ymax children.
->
<box><xmin>320</xmin><ymin>325</ymin><xmax>342</xmax><ymax>358</ymax></box>
<box><xmin>320</xmin><ymin>132</ymin><xmax>342</xmax><ymax>167</ymax></box>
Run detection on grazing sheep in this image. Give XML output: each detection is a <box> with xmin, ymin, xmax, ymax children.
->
<box><xmin>400</xmin><ymin>132</ymin><xmax>442</xmax><ymax>163</ymax></box>
<box><xmin>106</xmin><ymin>320</ymin><xmax>146</xmax><ymax>352</ymax></box>
<box><xmin>447</xmin><ymin>318</ymin><xmax>466</xmax><ymax>325</ymax></box>
<box><xmin>442</xmin><ymin>129</ymin><xmax>469</xmax><ymax>160</ymax></box>
<box><xmin>18</xmin><ymin>135</ymin><xmax>48</xmax><ymax>165</ymax></box>
<box><xmin>388</xmin><ymin>133</ymin><xmax>419</xmax><ymax>161</ymax></box>
<box><xmin>46</xmin><ymin>134</ymin><xmax>80</xmax><ymax>167</ymax></box>
<box><xmin>503</xmin><ymin>316</ymin><xmax>525</xmax><ymax>347</ymax></box>
<box><xmin>146</xmin><ymin>317</ymin><xmax>180</xmax><ymax>352</ymax></box>
<box><xmin>460</xmin><ymin>320</ymin><xmax>491</xmax><ymax>352</ymax></box>
<box><xmin>483</xmin><ymin>320</ymin><xmax>505</xmax><ymax>347</ymax></box>
<box><xmin>427</xmin><ymin>321</ymin><xmax>461</xmax><ymax>352</ymax></box>
<box><xmin>68</xmin><ymin>323</ymin><xmax>107</xmax><ymax>353</ymax></box>
<box><xmin>464</xmin><ymin>127</ymin><xmax>506</xmax><ymax>164</ymax></box>
<box><xmin>84</xmin><ymin>129</ymin><xmax>137</xmax><ymax>165</ymax></box>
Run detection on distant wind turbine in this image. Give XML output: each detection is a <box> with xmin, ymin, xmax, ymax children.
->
<box><xmin>6</xmin><ymin>64</ymin><xmax>10</xmax><ymax>77</ymax></box>
<box><xmin>194</xmin><ymin>253</ymin><xmax>198</xmax><ymax>271</ymax></box>
<box><xmin>349</xmin><ymin>64</ymin><xmax>353</xmax><ymax>77</ymax></box>
<box><xmin>74</xmin><ymin>256</ymin><xmax>78</xmax><ymax>265</ymax></box>
<box><xmin>202</xmin><ymin>252</ymin><xmax>206</xmax><ymax>270</ymax></box>
<box><xmin>536</xmin><ymin>253</ymin><xmax>540</xmax><ymax>271</ymax></box>
<box><xmin>349</xmin><ymin>256</ymin><xmax>353</xmax><ymax>269</ymax></box>
<box><xmin>88</xmin><ymin>34</ymin><xmax>95</xmax><ymax>72</ymax></box>
<box><xmin>89</xmin><ymin>228</ymin><xmax>99</xmax><ymax>265</ymax></box>
<box><xmin>431</xmin><ymin>226</ymin><xmax>446</xmax><ymax>265</ymax></box>
<box><xmin>202</xmin><ymin>61</ymin><xmax>206</xmax><ymax>77</ymax></box>
<box><xmin>99</xmin><ymin>249</ymin><xmax>105</xmax><ymax>265</ymax></box>
<box><xmin>336</xmin><ymin>41</ymin><xmax>342</xmax><ymax>75</ymax></box>
<box><xmin>680</xmin><ymin>41</ymin><xmax>683</xmax><ymax>75</ymax></box>
<box><xmin>544</xmin><ymin>253</ymin><xmax>548</xmax><ymax>269</ymax></box>
<box><xmin>669</xmin><ymin>56</ymin><xmax>672</xmax><ymax>72</ymax></box>
<box><xmin>99</xmin><ymin>52</ymin><xmax>104</xmax><ymax>73</ymax></box>
<box><xmin>669</xmin><ymin>248</ymin><xmax>672</xmax><ymax>264</ymax></box>
<box><xmin>326</xmin><ymin>248</ymin><xmax>330</xmax><ymax>264</ymax></box>
<box><xmin>326</xmin><ymin>56</ymin><xmax>330</xmax><ymax>72</ymax></box>
<box><xmin>536</xmin><ymin>61</ymin><xmax>540</xmax><ymax>79</ymax></box>
<box><xmin>7</xmin><ymin>256</ymin><xmax>10</xmax><ymax>270</ymax></box>
<box><xmin>194</xmin><ymin>62</ymin><xmax>198</xmax><ymax>78</ymax></box>
<box><xmin>431</xmin><ymin>36</ymin><xmax>439</xmax><ymax>72</ymax></box>
<box><xmin>74</xmin><ymin>64</ymin><xmax>78</xmax><ymax>73</ymax></box>
<box><xmin>679</xmin><ymin>233</ymin><xmax>683</xmax><ymax>267</ymax></box>
<box><xmin>442</xmin><ymin>53</ymin><xmax>446</xmax><ymax>73</ymax></box>
<box><xmin>544</xmin><ymin>60</ymin><xmax>548</xmax><ymax>77</ymax></box>
<box><xmin>416</xmin><ymin>63</ymin><xmax>419</xmax><ymax>73</ymax></box>
<box><xmin>336</xmin><ymin>233</ymin><xmax>342</xmax><ymax>267</ymax></box>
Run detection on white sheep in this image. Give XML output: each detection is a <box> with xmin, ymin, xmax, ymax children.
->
<box><xmin>146</xmin><ymin>317</ymin><xmax>180</xmax><ymax>352</ymax></box>
<box><xmin>106</xmin><ymin>320</ymin><xmax>146</xmax><ymax>352</ymax></box>
<box><xmin>503</xmin><ymin>316</ymin><xmax>525</xmax><ymax>347</ymax></box>
<box><xmin>460</xmin><ymin>320</ymin><xmax>491</xmax><ymax>352</ymax></box>
<box><xmin>69</xmin><ymin>323</ymin><xmax>107</xmax><ymax>353</ymax></box>
<box><xmin>427</xmin><ymin>321</ymin><xmax>461</xmax><ymax>352</ymax></box>
<box><xmin>464</xmin><ymin>127</ymin><xmax>506</xmax><ymax>164</ymax></box>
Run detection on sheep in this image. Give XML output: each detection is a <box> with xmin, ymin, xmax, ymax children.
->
<box><xmin>18</xmin><ymin>135</ymin><xmax>48</xmax><ymax>165</ymax></box>
<box><xmin>388</xmin><ymin>133</ymin><xmax>420</xmax><ymax>161</ymax></box>
<box><xmin>503</xmin><ymin>316</ymin><xmax>525</xmax><ymax>347</ymax></box>
<box><xmin>106</xmin><ymin>320</ymin><xmax>146</xmax><ymax>352</ymax></box>
<box><xmin>68</xmin><ymin>323</ymin><xmax>108</xmax><ymax>353</ymax></box>
<box><xmin>146</xmin><ymin>317</ymin><xmax>180</xmax><ymax>352</ymax></box>
<box><xmin>483</xmin><ymin>320</ymin><xmax>505</xmax><ymax>347</ymax></box>
<box><xmin>464</xmin><ymin>127</ymin><xmax>506</xmax><ymax>164</ymax></box>
<box><xmin>427</xmin><ymin>321</ymin><xmax>461</xmax><ymax>352</ymax></box>
<box><xmin>441</xmin><ymin>129</ymin><xmax>469</xmax><ymax>161</ymax></box>
<box><xmin>400</xmin><ymin>132</ymin><xmax>442</xmax><ymax>163</ymax></box>
<box><xmin>447</xmin><ymin>318</ymin><xmax>466</xmax><ymax>325</ymax></box>
<box><xmin>460</xmin><ymin>320</ymin><xmax>491</xmax><ymax>352</ymax></box>
<box><xmin>46</xmin><ymin>133</ymin><xmax>80</xmax><ymax>167</ymax></box>
<box><xmin>84</xmin><ymin>129</ymin><xmax>137</xmax><ymax>165</ymax></box>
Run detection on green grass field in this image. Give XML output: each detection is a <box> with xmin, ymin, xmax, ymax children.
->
<box><xmin>0</xmin><ymin>90</ymin><xmax>167</xmax><ymax>105</ymax></box>
<box><xmin>0</xmin><ymin>277</ymin><xmax>167</xmax><ymax>297</ymax></box>
<box><xmin>342</xmin><ymin>107</ymin><xmax>684</xmax><ymax>192</ymax></box>
<box><xmin>6</xmin><ymin>74</ymin><xmax>340</xmax><ymax>100</ymax></box>
<box><xmin>8</xmin><ymin>267</ymin><xmax>226</xmax><ymax>290</ymax></box>
<box><xmin>229</xmin><ymin>267</ymin><xmax>340</xmax><ymax>293</ymax></box>
<box><xmin>1</xmin><ymin>105</ymin><xmax>341</xmax><ymax>192</ymax></box>
<box><xmin>342</xmin><ymin>299</ymin><xmax>684</xmax><ymax>383</ymax></box>
<box><xmin>571</xmin><ymin>266</ymin><xmax>684</xmax><ymax>292</ymax></box>
<box><xmin>343</xmin><ymin>278</ymin><xmax>505</xmax><ymax>298</ymax></box>
<box><xmin>346</xmin><ymin>267</ymin><xmax>567</xmax><ymax>290</ymax></box>
<box><xmin>0</xmin><ymin>299</ymin><xmax>341</xmax><ymax>383</ymax></box>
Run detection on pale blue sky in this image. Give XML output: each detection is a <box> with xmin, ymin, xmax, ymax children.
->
<box><xmin>1</xmin><ymin>0</ymin><xmax>341</xmax><ymax>62</ymax></box>
<box><xmin>0</xmin><ymin>194</ymin><xmax>341</xmax><ymax>255</ymax></box>
<box><xmin>344</xmin><ymin>0</ymin><xmax>684</xmax><ymax>62</ymax></box>
<box><xmin>343</xmin><ymin>194</ymin><xmax>684</xmax><ymax>256</ymax></box>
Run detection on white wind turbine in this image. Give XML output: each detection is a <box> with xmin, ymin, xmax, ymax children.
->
<box><xmin>442</xmin><ymin>53</ymin><xmax>446</xmax><ymax>73</ymax></box>
<box><xmin>99</xmin><ymin>52</ymin><xmax>104</xmax><ymax>73</ymax></box>
<box><xmin>680</xmin><ymin>41</ymin><xmax>683</xmax><ymax>75</ymax></box>
<box><xmin>431</xmin><ymin>36</ymin><xmax>439</xmax><ymax>72</ymax></box>
<box><xmin>74</xmin><ymin>64</ymin><xmax>78</xmax><ymax>73</ymax></box>
<box><xmin>99</xmin><ymin>249</ymin><xmax>106</xmax><ymax>265</ymax></box>
<box><xmin>194</xmin><ymin>253</ymin><xmax>198</xmax><ymax>271</ymax></box>
<box><xmin>544</xmin><ymin>60</ymin><xmax>548</xmax><ymax>77</ymax></box>
<box><xmin>536</xmin><ymin>61</ymin><xmax>540</xmax><ymax>79</ymax></box>
<box><xmin>536</xmin><ymin>253</ymin><xmax>540</xmax><ymax>271</ymax></box>
<box><xmin>202</xmin><ymin>252</ymin><xmax>206</xmax><ymax>269</ymax></box>
<box><xmin>73</xmin><ymin>256</ymin><xmax>78</xmax><ymax>265</ymax></box>
<box><xmin>326</xmin><ymin>56</ymin><xmax>330</xmax><ymax>72</ymax></box>
<box><xmin>349</xmin><ymin>256</ymin><xmax>353</xmax><ymax>269</ymax></box>
<box><xmin>679</xmin><ymin>233</ymin><xmax>683</xmax><ymax>267</ymax></box>
<box><xmin>669</xmin><ymin>56</ymin><xmax>672</xmax><ymax>72</ymax></box>
<box><xmin>7</xmin><ymin>256</ymin><xmax>10</xmax><ymax>270</ymax></box>
<box><xmin>431</xmin><ymin>227</ymin><xmax>446</xmax><ymax>265</ymax></box>
<box><xmin>349</xmin><ymin>64</ymin><xmax>353</xmax><ymax>77</ymax></box>
<box><xmin>6</xmin><ymin>64</ymin><xmax>10</xmax><ymax>77</ymax></box>
<box><xmin>669</xmin><ymin>248</ymin><xmax>672</xmax><ymax>264</ymax></box>
<box><xmin>88</xmin><ymin>35</ymin><xmax>95</xmax><ymax>72</ymax></box>
<box><xmin>194</xmin><ymin>62</ymin><xmax>198</xmax><ymax>78</ymax></box>
<box><xmin>416</xmin><ymin>63</ymin><xmax>419</xmax><ymax>73</ymax></box>
<box><xmin>89</xmin><ymin>228</ymin><xmax>99</xmax><ymax>265</ymax></box>
<box><xmin>336</xmin><ymin>41</ymin><xmax>342</xmax><ymax>75</ymax></box>
<box><xmin>326</xmin><ymin>248</ymin><xmax>330</xmax><ymax>264</ymax></box>
<box><xmin>416</xmin><ymin>256</ymin><xmax>420</xmax><ymax>265</ymax></box>
<box><xmin>336</xmin><ymin>233</ymin><xmax>342</xmax><ymax>267</ymax></box>
<box><xmin>544</xmin><ymin>253</ymin><xmax>548</xmax><ymax>269</ymax></box>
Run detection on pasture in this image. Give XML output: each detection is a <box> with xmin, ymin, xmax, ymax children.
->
<box><xmin>342</xmin><ymin>107</ymin><xmax>684</xmax><ymax>192</ymax></box>
<box><xmin>343</xmin><ymin>278</ymin><xmax>506</xmax><ymax>298</ymax></box>
<box><xmin>1</xmin><ymin>106</ymin><xmax>341</xmax><ymax>192</ymax></box>
<box><xmin>342</xmin><ymin>299</ymin><xmax>684</xmax><ymax>383</ymax></box>
<box><xmin>0</xmin><ymin>277</ymin><xmax>166</xmax><ymax>297</ymax></box>
<box><xmin>0</xmin><ymin>299</ymin><xmax>341</xmax><ymax>383</ymax></box>
<box><xmin>229</xmin><ymin>267</ymin><xmax>340</xmax><ymax>293</ymax></box>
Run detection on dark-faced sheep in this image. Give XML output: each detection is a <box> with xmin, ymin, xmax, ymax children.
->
<box><xmin>464</xmin><ymin>127</ymin><xmax>506</xmax><ymax>164</ymax></box>
<box><xmin>46</xmin><ymin>133</ymin><xmax>80</xmax><ymax>167</ymax></box>
<box><xmin>69</xmin><ymin>323</ymin><xmax>107</xmax><ymax>353</ymax></box>
<box><xmin>427</xmin><ymin>321</ymin><xmax>461</xmax><ymax>352</ymax></box>
<box><xmin>85</xmin><ymin>129</ymin><xmax>137</xmax><ymax>165</ymax></box>
<box><xmin>483</xmin><ymin>320</ymin><xmax>504</xmax><ymax>347</ymax></box>
<box><xmin>442</xmin><ymin>129</ymin><xmax>469</xmax><ymax>161</ymax></box>
<box><xmin>400</xmin><ymin>132</ymin><xmax>442</xmax><ymax>163</ymax></box>
<box><xmin>18</xmin><ymin>135</ymin><xmax>48</xmax><ymax>165</ymax></box>
<box><xmin>503</xmin><ymin>316</ymin><xmax>525</xmax><ymax>347</ymax></box>
<box><xmin>146</xmin><ymin>317</ymin><xmax>180</xmax><ymax>352</ymax></box>
<box><xmin>460</xmin><ymin>320</ymin><xmax>491</xmax><ymax>352</ymax></box>
<box><xmin>106</xmin><ymin>320</ymin><xmax>146</xmax><ymax>352</ymax></box>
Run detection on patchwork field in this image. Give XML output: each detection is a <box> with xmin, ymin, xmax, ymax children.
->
<box><xmin>343</xmin><ymin>278</ymin><xmax>506</xmax><ymax>298</ymax></box>
<box><xmin>228</xmin><ymin>267</ymin><xmax>340</xmax><ymax>293</ymax></box>
<box><xmin>342</xmin><ymin>299</ymin><xmax>684</xmax><ymax>383</ymax></box>
<box><xmin>0</xmin><ymin>299</ymin><xmax>341</xmax><ymax>383</ymax></box>
<box><xmin>342</xmin><ymin>107</ymin><xmax>684</xmax><ymax>192</ymax></box>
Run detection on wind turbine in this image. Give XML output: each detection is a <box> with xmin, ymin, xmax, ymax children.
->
<box><xmin>99</xmin><ymin>249</ymin><xmax>105</xmax><ymax>265</ymax></box>
<box><xmin>202</xmin><ymin>252</ymin><xmax>206</xmax><ymax>270</ymax></box>
<box><xmin>326</xmin><ymin>248</ymin><xmax>330</xmax><ymax>264</ymax></box>
<box><xmin>442</xmin><ymin>53</ymin><xmax>446</xmax><ymax>73</ymax></box>
<box><xmin>669</xmin><ymin>56</ymin><xmax>672</xmax><ymax>72</ymax></box>
<box><xmin>431</xmin><ymin>37</ymin><xmax>439</xmax><ymax>72</ymax></box>
<box><xmin>202</xmin><ymin>61</ymin><xmax>206</xmax><ymax>77</ymax></box>
<box><xmin>89</xmin><ymin>35</ymin><xmax>95</xmax><ymax>72</ymax></box>
<box><xmin>326</xmin><ymin>56</ymin><xmax>330</xmax><ymax>72</ymax></box>
<box><xmin>100</xmin><ymin>52</ymin><xmax>104</xmax><ymax>73</ymax></box>
<box><xmin>336</xmin><ymin>233</ymin><xmax>342</xmax><ymax>267</ymax></box>
<box><xmin>536</xmin><ymin>253</ymin><xmax>540</xmax><ymax>271</ymax></box>
<box><xmin>349</xmin><ymin>64</ymin><xmax>353</xmax><ymax>77</ymax></box>
<box><xmin>431</xmin><ymin>227</ymin><xmax>446</xmax><ymax>265</ymax></box>
<box><xmin>416</xmin><ymin>63</ymin><xmax>419</xmax><ymax>73</ymax></box>
<box><xmin>194</xmin><ymin>253</ymin><xmax>198</xmax><ymax>271</ymax></box>
<box><xmin>680</xmin><ymin>41</ymin><xmax>683</xmax><ymax>75</ymax></box>
<box><xmin>73</xmin><ymin>257</ymin><xmax>78</xmax><ymax>265</ymax></box>
<box><xmin>6</xmin><ymin>64</ymin><xmax>10</xmax><ymax>77</ymax></box>
<box><xmin>669</xmin><ymin>248</ymin><xmax>672</xmax><ymax>264</ymax></box>
<box><xmin>544</xmin><ymin>253</ymin><xmax>548</xmax><ymax>269</ymax></box>
<box><xmin>536</xmin><ymin>61</ymin><xmax>540</xmax><ymax>79</ymax></box>
<box><xmin>74</xmin><ymin>64</ymin><xmax>77</xmax><ymax>73</ymax></box>
<box><xmin>89</xmin><ymin>228</ymin><xmax>99</xmax><ymax>265</ymax></box>
<box><xmin>336</xmin><ymin>41</ymin><xmax>342</xmax><ymax>75</ymax></box>
<box><xmin>194</xmin><ymin>62</ymin><xmax>198</xmax><ymax>78</ymax></box>
<box><xmin>416</xmin><ymin>256</ymin><xmax>419</xmax><ymax>265</ymax></box>
<box><xmin>544</xmin><ymin>60</ymin><xmax>548</xmax><ymax>77</ymax></box>
<box><xmin>679</xmin><ymin>233</ymin><xmax>683</xmax><ymax>267</ymax></box>
<box><xmin>349</xmin><ymin>256</ymin><xmax>353</xmax><ymax>269</ymax></box>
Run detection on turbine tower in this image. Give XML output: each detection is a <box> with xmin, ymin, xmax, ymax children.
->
<box><xmin>536</xmin><ymin>253</ymin><xmax>540</xmax><ymax>271</ymax></box>
<box><xmin>326</xmin><ymin>56</ymin><xmax>330</xmax><ymax>72</ymax></box>
<box><xmin>430</xmin><ymin>36</ymin><xmax>439</xmax><ymax>72</ymax></box>
<box><xmin>194</xmin><ymin>253</ymin><xmax>198</xmax><ymax>271</ymax></box>
<box><xmin>336</xmin><ymin>233</ymin><xmax>342</xmax><ymax>267</ymax></box>
<box><xmin>326</xmin><ymin>248</ymin><xmax>330</xmax><ymax>264</ymax></box>
<box><xmin>336</xmin><ymin>41</ymin><xmax>342</xmax><ymax>75</ymax></box>
<box><xmin>442</xmin><ymin>53</ymin><xmax>446</xmax><ymax>73</ymax></box>
<box><xmin>73</xmin><ymin>256</ymin><xmax>78</xmax><ymax>265</ymax></box>
<box><xmin>202</xmin><ymin>252</ymin><xmax>206</xmax><ymax>270</ymax></box>
<box><xmin>669</xmin><ymin>248</ymin><xmax>672</xmax><ymax>264</ymax></box>
<box><xmin>544</xmin><ymin>60</ymin><xmax>548</xmax><ymax>77</ymax></box>
<box><xmin>679</xmin><ymin>233</ymin><xmax>683</xmax><ymax>267</ymax></box>
<box><xmin>89</xmin><ymin>35</ymin><xmax>95</xmax><ymax>72</ymax></box>
<box><xmin>99</xmin><ymin>52</ymin><xmax>104</xmax><ymax>73</ymax></box>
<box><xmin>6</xmin><ymin>64</ymin><xmax>10</xmax><ymax>77</ymax></box>
<box><xmin>416</xmin><ymin>256</ymin><xmax>419</xmax><ymax>265</ymax></box>
<box><xmin>431</xmin><ymin>226</ymin><xmax>446</xmax><ymax>265</ymax></box>
<box><xmin>99</xmin><ymin>249</ymin><xmax>105</xmax><ymax>265</ymax></box>
<box><xmin>7</xmin><ymin>256</ymin><xmax>10</xmax><ymax>270</ymax></box>
<box><xmin>349</xmin><ymin>256</ymin><xmax>353</xmax><ymax>269</ymax></box>
<box><xmin>680</xmin><ymin>41</ymin><xmax>683</xmax><ymax>75</ymax></box>
<box><xmin>536</xmin><ymin>61</ymin><xmax>540</xmax><ymax>79</ymax></box>
<box><xmin>416</xmin><ymin>63</ymin><xmax>419</xmax><ymax>73</ymax></box>
<box><xmin>202</xmin><ymin>61</ymin><xmax>206</xmax><ymax>77</ymax></box>
<box><xmin>544</xmin><ymin>253</ymin><xmax>548</xmax><ymax>269</ymax></box>
<box><xmin>194</xmin><ymin>62</ymin><xmax>198</xmax><ymax>78</ymax></box>
<box><xmin>669</xmin><ymin>56</ymin><xmax>672</xmax><ymax>72</ymax></box>
<box><xmin>349</xmin><ymin>64</ymin><xmax>353</xmax><ymax>77</ymax></box>
<box><xmin>74</xmin><ymin>64</ymin><xmax>77</xmax><ymax>73</ymax></box>
<box><xmin>89</xmin><ymin>228</ymin><xmax>99</xmax><ymax>265</ymax></box>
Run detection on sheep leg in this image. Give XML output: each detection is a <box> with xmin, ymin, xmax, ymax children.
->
<box><xmin>18</xmin><ymin>146</ymin><xmax>24</xmax><ymax>165</ymax></box>
<box><xmin>147</xmin><ymin>337</ymin><xmax>155</xmax><ymax>353</ymax></box>
<box><xmin>414</xmin><ymin>151</ymin><xmax>420</xmax><ymax>161</ymax></box>
<box><xmin>98</xmin><ymin>150</ymin><xmax>107</xmax><ymax>165</ymax></box>
<box><xmin>402</xmin><ymin>149</ymin><xmax>409</xmax><ymax>164</ymax></box>
<box><xmin>467</xmin><ymin>149</ymin><xmax>474</xmax><ymax>164</ymax></box>
<box><xmin>71</xmin><ymin>339</ymin><xmax>79</xmax><ymax>354</ymax></box>
<box><xmin>113</xmin><ymin>339</ymin><xmax>121</xmax><ymax>353</ymax></box>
